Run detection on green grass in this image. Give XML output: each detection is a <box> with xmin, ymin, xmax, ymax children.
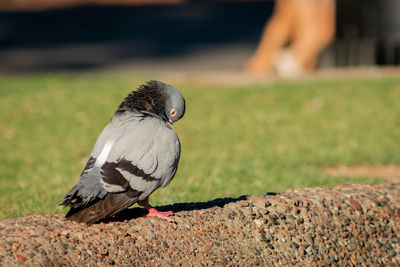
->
<box><xmin>1</xmin><ymin>73</ymin><xmax>399</xmax><ymax>219</ymax></box>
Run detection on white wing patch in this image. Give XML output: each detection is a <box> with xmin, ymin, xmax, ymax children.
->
<box><xmin>95</xmin><ymin>140</ymin><xmax>115</xmax><ymax>167</ymax></box>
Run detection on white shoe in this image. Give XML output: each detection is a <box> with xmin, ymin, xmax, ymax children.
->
<box><xmin>274</xmin><ymin>49</ymin><xmax>302</xmax><ymax>78</ymax></box>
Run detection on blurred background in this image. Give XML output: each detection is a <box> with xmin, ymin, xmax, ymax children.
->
<box><xmin>1</xmin><ymin>0</ymin><xmax>400</xmax><ymax>75</ymax></box>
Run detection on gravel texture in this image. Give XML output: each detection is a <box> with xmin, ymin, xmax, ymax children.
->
<box><xmin>1</xmin><ymin>179</ymin><xmax>399</xmax><ymax>266</ymax></box>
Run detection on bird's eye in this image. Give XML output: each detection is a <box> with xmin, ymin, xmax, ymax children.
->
<box><xmin>170</xmin><ymin>109</ymin><xmax>177</xmax><ymax>116</ymax></box>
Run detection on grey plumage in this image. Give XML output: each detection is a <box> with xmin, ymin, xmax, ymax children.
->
<box><xmin>61</xmin><ymin>80</ymin><xmax>185</xmax><ymax>224</ymax></box>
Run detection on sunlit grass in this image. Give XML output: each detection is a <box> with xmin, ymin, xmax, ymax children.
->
<box><xmin>1</xmin><ymin>74</ymin><xmax>399</xmax><ymax>218</ymax></box>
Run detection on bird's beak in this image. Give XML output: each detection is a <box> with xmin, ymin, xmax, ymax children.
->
<box><xmin>168</xmin><ymin>119</ymin><xmax>173</xmax><ymax>124</ymax></box>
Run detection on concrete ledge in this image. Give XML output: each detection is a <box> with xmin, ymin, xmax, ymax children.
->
<box><xmin>0</xmin><ymin>179</ymin><xmax>399</xmax><ymax>266</ymax></box>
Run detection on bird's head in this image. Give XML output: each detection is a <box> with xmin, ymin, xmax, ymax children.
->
<box><xmin>117</xmin><ymin>80</ymin><xmax>185</xmax><ymax>124</ymax></box>
<box><xmin>163</xmin><ymin>82</ymin><xmax>186</xmax><ymax>124</ymax></box>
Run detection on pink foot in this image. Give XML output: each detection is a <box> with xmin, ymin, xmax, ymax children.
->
<box><xmin>145</xmin><ymin>208</ymin><xmax>173</xmax><ymax>221</ymax></box>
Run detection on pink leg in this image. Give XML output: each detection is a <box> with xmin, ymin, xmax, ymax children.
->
<box><xmin>145</xmin><ymin>207</ymin><xmax>173</xmax><ymax>221</ymax></box>
<box><xmin>138</xmin><ymin>199</ymin><xmax>173</xmax><ymax>221</ymax></box>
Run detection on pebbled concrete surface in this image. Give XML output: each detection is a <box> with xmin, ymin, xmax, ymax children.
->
<box><xmin>0</xmin><ymin>179</ymin><xmax>399</xmax><ymax>266</ymax></box>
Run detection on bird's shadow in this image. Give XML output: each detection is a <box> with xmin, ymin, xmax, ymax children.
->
<box><xmin>102</xmin><ymin>195</ymin><xmax>253</xmax><ymax>223</ymax></box>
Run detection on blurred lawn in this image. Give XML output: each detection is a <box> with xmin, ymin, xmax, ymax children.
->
<box><xmin>1</xmin><ymin>74</ymin><xmax>399</xmax><ymax>219</ymax></box>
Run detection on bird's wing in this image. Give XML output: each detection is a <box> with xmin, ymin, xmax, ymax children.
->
<box><xmin>61</xmin><ymin>119</ymin><xmax>124</xmax><ymax>208</ymax></box>
<box><xmin>62</xmin><ymin>114</ymin><xmax>147</xmax><ymax>223</ymax></box>
<box><xmin>100</xmin><ymin>114</ymin><xmax>181</xmax><ymax>199</ymax></box>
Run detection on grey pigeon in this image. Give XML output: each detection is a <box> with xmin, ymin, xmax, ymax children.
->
<box><xmin>61</xmin><ymin>80</ymin><xmax>185</xmax><ymax>224</ymax></box>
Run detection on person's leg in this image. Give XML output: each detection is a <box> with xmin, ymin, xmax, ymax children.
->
<box><xmin>290</xmin><ymin>0</ymin><xmax>335</xmax><ymax>70</ymax></box>
<box><xmin>244</xmin><ymin>0</ymin><xmax>295</xmax><ymax>74</ymax></box>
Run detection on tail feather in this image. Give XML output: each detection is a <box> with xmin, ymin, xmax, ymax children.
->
<box><xmin>65</xmin><ymin>189</ymin><xmax>142</xmax><ymax>224</ymax></box>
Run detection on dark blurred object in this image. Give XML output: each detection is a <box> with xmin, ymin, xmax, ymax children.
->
<box><xmin>0</xmin><ymin>0</ymin><xmax>184</xmax><ymax>11</ymax></box>
<box><xmin>0</xmin><ymin>2</ymin><xmax>274</xmax><ymax>73</ymax></box>
<box><xmin>321</xmin><ymin>0</ymin><xmax>400</xmax><ymax>67</ymax></box>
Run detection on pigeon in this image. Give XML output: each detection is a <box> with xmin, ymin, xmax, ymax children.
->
<box><xmin>61</xmin><ymin>80</ymin><xmax>185</xmax><ymax>224</ymax></box>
